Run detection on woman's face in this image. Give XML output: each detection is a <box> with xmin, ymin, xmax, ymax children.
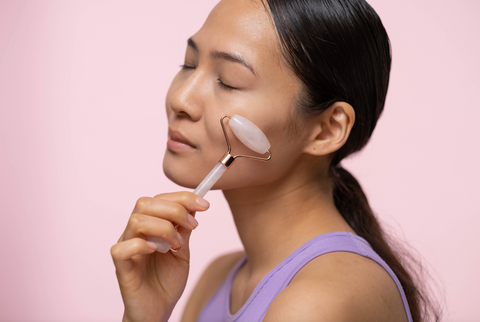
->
<box><xmin>163</xmin><ymin>0</ymin><xmax>312</xmax><ymax>191</ymax></box>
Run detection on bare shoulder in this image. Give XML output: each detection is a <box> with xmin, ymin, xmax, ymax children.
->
<box><xmin>263</xmin><ymin>251</ymin><xmax>409</xmax><ymax>322</ymax></box>
<box><xmin>181</xmin><ymin>250</ymin><xmax>245</xmax><ymax>322</ymax></box>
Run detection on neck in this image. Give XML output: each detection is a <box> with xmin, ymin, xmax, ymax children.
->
<box><xmin>222</xmin><ymin>165</ymin><xmax>354</xmax><ymax>278</ymax></box>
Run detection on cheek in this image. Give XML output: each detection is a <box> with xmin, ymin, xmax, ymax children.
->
<box><xmin>213</xmin><ymin>128</ymin><xmax>306</xmax><ymax>189</ymax></box>
<box><xmin>212</xmin><ymin>147</ymin><xmax>303</xmax><ymax>190</ymax></box>
<box><xmin>162</xmin><ymin>69</ymin><xmax>304</xmax><ymax>190</ymax></box>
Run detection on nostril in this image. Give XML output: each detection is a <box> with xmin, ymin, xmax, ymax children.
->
<box><xmin>176</xmin><ymin>111</ymin><xmax>191</xmax><ymax>118</ymax></box>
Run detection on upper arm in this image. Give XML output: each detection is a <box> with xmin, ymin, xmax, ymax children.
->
<box><xmin>263</xmin><ymin>252</ymin><xmax>408</xmax><ymax>322</ymax></box>
<box><xmin>181</xmin><ymin>251</ymin><xmax>244</xmax><ymax>322</ymax></box>
<box><xmin>263</xmin><ymin>286</ymin><xmax>355</xmax><ymax>322</ymax></box>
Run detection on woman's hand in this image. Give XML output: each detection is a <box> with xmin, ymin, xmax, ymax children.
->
<box><xmin>111</xmin><ymin>192</ymin><xmax>210</xmax><ymax>322</ymax></box>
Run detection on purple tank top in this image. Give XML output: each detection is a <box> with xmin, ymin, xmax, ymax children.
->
<box><xmin>197</xmin><ymin>232</ymin><xmax>413</xmax><ymax>322</ymax></box>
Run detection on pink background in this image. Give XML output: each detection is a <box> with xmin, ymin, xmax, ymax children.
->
<box><xmin>1</xmin><ymin>0</ymin><xmax>479</xmax><ymax>321</ymax></box>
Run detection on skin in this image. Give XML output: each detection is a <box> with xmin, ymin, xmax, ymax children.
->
<box><xmin>111</xmin><ymin>0</ymin><xmax>409</xmax><ymax>321</ymax></box>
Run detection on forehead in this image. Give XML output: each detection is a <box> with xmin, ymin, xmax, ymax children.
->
<box><xmin>191</xmin><ymin>0</ymin><xmax>282</xmax><ymax>74</ymax></box>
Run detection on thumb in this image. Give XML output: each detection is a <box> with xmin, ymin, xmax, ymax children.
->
<box><xmin>172</xmin><ymin>211</ymin><xmax>197</xmax><ymax>258</ymax></box>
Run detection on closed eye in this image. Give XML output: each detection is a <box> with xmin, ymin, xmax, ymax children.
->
<box><xmin>179</xmin><ymin>64</ymin><xmax>237</xmax><ymax>91</ymax></box>
<box><xmin>217</xmin><ymin>78</ymin><xmax>237</xmax><ymax>91</ymax></box>
<box><xmin>180</xmin><ymin>64</ymin><xmax>195</xmax><ymax>70</ymax></box>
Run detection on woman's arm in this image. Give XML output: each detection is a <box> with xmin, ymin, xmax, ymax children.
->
<box><xmin>263</xmin><ymin>252</ymin><xmax>409</xmax><ymax>322</ymax></box>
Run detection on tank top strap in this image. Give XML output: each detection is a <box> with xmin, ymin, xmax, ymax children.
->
<box><xmin>197</xmin><ymin>252</ymin><xmax>247</xmax><ymax>322</ymax></box>
<box><xmin>197</xmin><ymin>232</ymin><xmax>413</xmax><ymax>322</ymax></box>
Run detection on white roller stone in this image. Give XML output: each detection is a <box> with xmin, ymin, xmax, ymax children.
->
<box><xmin>230</xmin><ymin>115</ymin><xmax>270</xmax><ymax>154</ymax></box>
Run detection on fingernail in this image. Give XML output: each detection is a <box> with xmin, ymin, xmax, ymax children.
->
<box><xmin>196</xmin><ymin>197</ymin><xmax>210</xmax><ymax>208</ymax></box>
<box><xmin>176</xmin><ymin>231</ymin><xmax>184</xmax><ymax>246</ymax></box>
<box><xmin>188</xmin><ymin>214</ymin><xmax>198</xmax><ymax>228</ymax></box>
<box><xmin>147</xmin><ymin>241</ymin><xmax>158</xmax><ymax>250</ymax></box>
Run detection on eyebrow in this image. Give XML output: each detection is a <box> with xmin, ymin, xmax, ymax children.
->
<box><xmin>187</xmin><ymin>37</ymin><xmax>258</xmax><ymax>77</ymax></box>
<box><xmin>187</xmin><ymin>38</ymin><xmax>198</xmax><ymax>52</ymax></box>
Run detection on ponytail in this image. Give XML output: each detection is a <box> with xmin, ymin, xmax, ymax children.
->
<box><xmin>331</xmin><ymin>165</ymin><xmax>440</xmax><ymax>322</ymax></box>
<box><xmin>264</xmin><ymin>0</ymin><xmax>442</xmax><ymax>320</ymax></box>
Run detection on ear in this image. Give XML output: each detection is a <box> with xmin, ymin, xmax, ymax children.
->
<box><xmin>302</xmin><ymin>102</ymin><xmax>355</xmax><ymax>156</ymax></box>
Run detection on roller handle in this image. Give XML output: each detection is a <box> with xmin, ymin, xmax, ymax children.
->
<box><xmin>147</xmin><ymin>162</ymin><xmax>227</xmax><ymax>253</ymax></box>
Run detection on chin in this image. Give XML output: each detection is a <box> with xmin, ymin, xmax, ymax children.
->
<box><xmin>162</xmin><ymin>166</ymin><xmax>198</xmax><ymax>190</ymax></box>
<box><xmin>163</xmin><ymin>154</ymin><xmax>207</xmax><ymax>189</ymax></box>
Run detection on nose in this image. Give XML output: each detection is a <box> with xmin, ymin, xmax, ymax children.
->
<box><xmin>168</xmin><ymin>71</ymin><xmax>204</xmax><ymax>121</ymax></box>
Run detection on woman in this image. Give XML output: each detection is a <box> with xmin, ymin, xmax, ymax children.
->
<box><xmin>111</xmin><ymin>0</ymin><xmax>440</xmax><ymax>321</ymax></box>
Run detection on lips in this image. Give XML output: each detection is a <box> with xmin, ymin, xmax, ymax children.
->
<box><xmin>167</xmin><ymin>128</ymin><xmax>197</xmax><ymax>151</ymax></box>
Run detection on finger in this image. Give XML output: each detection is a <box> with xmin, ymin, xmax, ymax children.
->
<box><xmin>131</xmin><ymin>193</ymin><xmax>209</xmax><ymax>215</ymax></box>
<box><xmin>122</xmin><ymin>214</ymin><xmax>183</xmax><ymax>249</ymax></box>
<box><xmin>131</xmin><ymin>196</ymin><xmax>153</xmax><ymax>214</ymax></box>
<box><xmin>111</xmin><ymin>237</ymin><xmax>158</xmax><ymax>271</ymax></box>
<box><xmin>177</xmin><ymin>225</ymin><xmax>193</xmax><ymax>249</ymax></box>
<box><xmin>130</xmin><ymin>193</ymin><xmax>206</xmax><ymax>230</ymax></box>
<box><xmin>153</xmin><ymin>191</ymin><xmax>210</xmax><ymax>213</ymax></box>
<box><xmin>138</xmin><ymin>199</ymin><xmax>199</xmax><ymax>231</ymax></box>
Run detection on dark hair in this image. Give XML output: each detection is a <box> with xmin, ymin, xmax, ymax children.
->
<box><xmin>264</xmin><ymin>0</ymin><xmax>441</xmax><ymax>321</ymax></box>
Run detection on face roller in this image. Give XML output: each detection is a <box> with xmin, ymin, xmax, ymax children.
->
<box><xmin>148</xmin><ymin>115</ymin><xmax>272</xmax><ymax>253</ymax></box>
